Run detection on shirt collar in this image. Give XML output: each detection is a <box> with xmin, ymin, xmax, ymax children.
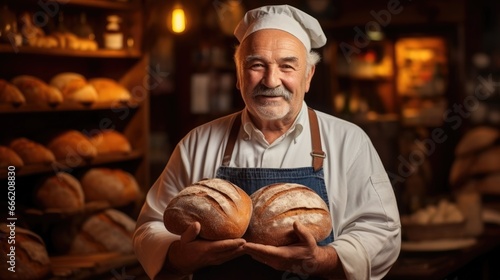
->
<box><xmin>241</xmin><ymin>102</ymin><xmax>307</xmax><ymax>143</ymax></box>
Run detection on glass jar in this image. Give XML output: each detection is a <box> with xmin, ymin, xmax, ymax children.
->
<box><xmin>104</xmin><ymin>15</ymin><xmax>123</xmax><ymax>49</ymax></box>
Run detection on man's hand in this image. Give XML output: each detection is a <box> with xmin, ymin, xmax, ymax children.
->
<box><xmin>165</xmin><ymin>222</ymin><xmax>246</xmax><ymax>275</ymax></box>
<box><xmin>243</xmin><ymin>221</ymin><xmax>345</xmax><ymax>278</ymax></box>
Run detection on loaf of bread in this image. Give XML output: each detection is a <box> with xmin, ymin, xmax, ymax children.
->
<box><xmin>450</xmin><ymin>146</ymin><xmax>500</xmax><ymax>186</ymax></box>
<box><xmin>50</xmin><ymin>72</ymin><xmax>98</xmax><ymax>104</ymax></box>
<box><xmin>164</xmin><ymin>178</ymin><xmax>252</xmax><ymax>240</ymax></box>
<box><xmin>9</xmin><ymin>137</ymin><xmax>55</xmax><ymax>165</ymax></box>
<box><xmin>88</xmin><ymin>130</ymin><xmax>132</xmax><ymax>155</ymax></box>
<box><xmin>89</xmin><ymin>78</ymin><xmax>131</xmax><ymax>103</ymax></box>
<box><xmin>455</xmin><ymin>126</ymin><xmax>500</xmax><ymax>157</ymax></box>
<box><xmin>11</xmin><ymin>75</ymin><xmax>63</xmax><ymax>105</ymax></box>
<box><xmin>0</xmin><ymin>224</ymin><xmax>51</xmax><ymax>280</ymax></box>
<box><xmin>62</xmin><ymin>209</ymin><xmax>136</xmax><ymax>254</ymax></box>
<box><xmin>245</xmin><ymin>183</ymin><xmax>332</xmax><ymax>246</ymax></box>
<box><xmin>47</xmin><ymin>130</ymin><xmax>97</xmax><ymax>161</ymax></box>
<box><xmin>0</xmin><ymin>79</ymin><xmax>26</xmax><ymax>106</ymax></box>
<box><xmin>0</xmin><ymin>146</ymin><xmax>24</xmax><ymax>167</ymax></box>
<box><xmin>81</xmin><ymin>168</ymin><xmax>141</xmax><ymax>207</ymax></box>
<box><xmin>35</xmin><ymin>172</ymin><xmax>85</xmax><ymax>211</ymax></box>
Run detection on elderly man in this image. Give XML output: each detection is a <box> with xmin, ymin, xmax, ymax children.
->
<box><xmin>134</xmin><ymin>5</ymin><xmax>401</xmax><ymax>280</ymax></box>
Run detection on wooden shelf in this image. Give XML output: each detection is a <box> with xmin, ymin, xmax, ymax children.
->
<box><xmin>0</xmin><ymin>45</ymin><xmax>142</xmax><ymax>58</ymax></box>
<box><xmin>11</xmin><ymin>0</ymin><xmax>141</xmax><ymax>10</ymax></box>
<box><xmin>0</xmin><ymin>100</ymin><xmax>141</xmax><ymax>114</ymax></box>
<box><xmin>0</xmin><ymin>150</ymin><xmax>144</xmax><ymax>179</ymax></box>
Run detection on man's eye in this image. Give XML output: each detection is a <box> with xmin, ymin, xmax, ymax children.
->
<box><xmin>250</xmin><ymin>63</ymin><xmax>265</xmax><ymax>69</ymax></box>
<box><xmin>281</xmin><ymin>65</ymin><xmax>295</xmax><ymax>70</ymax></box>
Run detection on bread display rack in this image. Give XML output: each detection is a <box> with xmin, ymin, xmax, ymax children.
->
<box><xmin>0</xmin><ymin>0</ymin><xmax>149</xmax><ymax>279</ymax></box>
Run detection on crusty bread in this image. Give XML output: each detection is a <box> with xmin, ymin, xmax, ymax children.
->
<box><xmin>11</xmin><ymin>75</ymin><xmax>63</xmax><ymax>105</ymax></box>
<box><xmin>88</xmin><ymin>130</ymin><xmax>132</xmax><ymax>155</ymax></box>
<box><xmin>50</xmin><ymin>72</ymin><xmax>98</xmax><ymax>104</ymax></box>
<box><xmin>164</xmin><ymin>178</ymin><xmax>252</xmax><ymax>240</ymax></box>
<box><xmin>35</xmin><ymin>172</ymin><xmax>85</xmax><ymax>211</ymax></box>
<box><xmin>80</xmin><ymin>168</ymin><xmax>141</xmax><ymax>207</ymax></box>
<box><xmin>47</xmin><ymin>130</ymin><xmax>97</xmax><ymax>161</ymax></box>
<box><xmin>450</xmin><ymin>146</ymin><xmax>500</xmax><ymax>186</ymax></box>
<box><xmin>89</xmin><ymin>78</ymin><xmax>131</xmax><ymax>103</ymax></box>
<box><xmin>0</xmin><ymin>146</ymin><xmax>24</xmax><ymax>167</ymax></box>
<box><xmin>66</xmin><ymin>209</ymin><xmax>136</xmax><ymax>254</ymax></box>
<box><xmin>0</xmin><ymin>224</ymin><xmax>51</xmax><ymax>280</ymax></box>
<box><xmin>455</xmin><ymin>126</ymin><xmax>500</xmax><ymax>157</ymax></box>
<box><xmin>9</xmin><ymin>137</ymin><xmax>55</xmax><ymax>165</ymax></box>
<box><xmin>245</xmin><ymin>183</ymin><xmax>332</xmax><ymax>246</ymax></box>
<box><xmin>0</xmin><ymin>79</ymin><xmax>26</xmax><ymax>106</ymax></box>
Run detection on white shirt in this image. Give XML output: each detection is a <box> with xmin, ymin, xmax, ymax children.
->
<box><xmin>134</xmin><ymin>102</ymin><xmax>401</xmax><ymax>280</ymax></box>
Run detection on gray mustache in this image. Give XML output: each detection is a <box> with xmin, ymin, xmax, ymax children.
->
<box><xmin>253</xmin><ymin>85</ymin><xmax>291</xmax><ymax>100</ymax></box>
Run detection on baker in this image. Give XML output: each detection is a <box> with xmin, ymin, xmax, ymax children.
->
<box><xmin>134</xmin><ymin>5</ymin><xmax>401</xmax><ymax>280</ymax></box>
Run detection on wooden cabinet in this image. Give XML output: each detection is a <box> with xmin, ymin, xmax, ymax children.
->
<box><xmin>0</xmin><ymin>0</ymin><xmax>148</xmax><ymax>278</ymax></box>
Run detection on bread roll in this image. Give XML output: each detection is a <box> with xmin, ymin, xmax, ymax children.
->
<box><xmin>47</xmin><ymin>130</ymin><xmax>97</xmax><ymax>161</ymax></box>
<box><xmin>0</xmin><ymin>224</ymin><xmax>51</xmax><ymax>280</ymax></box>
<box><xmin>0</xmin><ymin>146</ymin><xmax>24</xmax><ymax>167</ymax></box>
<box><xmin>35</xmin><ymin>172</ymin><xmax>85</xmax><ymax>211</ymax></box>
<box><xmin>89</xmin><ymin>78</ymin><xmax>131</xmax><ymax>102</ymax></box>
<box><xmin>11</xmin><ymin>75</ymin><xmax>63</xmax><ymax>105</ymax></box>
<box><xmin>66</xmin><ymin>209</ymin><xmax>136</xmax><ymax>254</ymax></box>
<box><xmin>9</xmin><ymin>137</ymin><xmax>55</xmax><ymax>165</ymax></box>
<box><xmin>0</xmin><ymin>79</ymin><xmax>26</xmax><ymax>106</ymax></box>
<box><xmin>88</xmin><ymin>130</ymin><xmax>132</xmax><ymax>155</ymax></box>
<box><xmin>50</xmin><ymin>72</ymin><xmax>98</xmax><ymax>104</ymax></box>
<box><xmin>455</xmin><ymin>126</ymin><xmax>499</xmax><ymax>157</ymax></box>
<box><xmin>245</xmin><ymin>183</ymin><xmax>332</xmax><ymax>246</ymax></box>
<box><xmin>164</xmin><ymin>178</ymin><xmax>252</xmax><ymax>240</ymax></box>
<box><xmin>81</xmin><ymin>168</ymin><xmax>141</xmax><ymax>207</ymax></box>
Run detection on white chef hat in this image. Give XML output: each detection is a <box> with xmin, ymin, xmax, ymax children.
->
<box><xmin>234</xmin><ymin>5</ymin><xmax>327</xmax><ymax>51</ymax></box>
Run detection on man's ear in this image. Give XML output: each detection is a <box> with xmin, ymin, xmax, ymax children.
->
<box><xmin>305</xmin><ymin>65</ymin><xmax>316</xmax><ymax>93</ymax></box>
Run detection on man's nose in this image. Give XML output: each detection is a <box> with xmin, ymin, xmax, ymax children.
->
<box><xmin>261</xmin><ymin>66</ymin><xmax>281</xmax><ymax>88</ymax></box>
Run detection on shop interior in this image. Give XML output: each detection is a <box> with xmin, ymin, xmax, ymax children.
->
<box><xmin>1</xmin><ymin>0</ymin><xmax>500</xmax><ymax>279</ymax></box>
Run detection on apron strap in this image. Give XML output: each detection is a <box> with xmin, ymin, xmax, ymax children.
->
<box><xmin>222</xmin><ymin>108</ymin><xmax>325</xmax><ymax>171</ymax></box>
<box><xmin>308</xmin><ymin>107</ymin><xmax>326</xmax><ymax>172</ymax></box>
<box><xmin>222</xmin><ymin>112</ymin><xmax>242</xmax><ymax>166</ymax></box>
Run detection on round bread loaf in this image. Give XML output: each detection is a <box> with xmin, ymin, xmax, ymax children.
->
<box><xmin>245</xmin><ymin>183</ymin><xmax>332</xmax><ymax>246</ymax></box>
<box><xmin>164</xmin><ymin>178</ymin><xmax>252</xmax><ymax>240</ymax></box>
<box><xmin>0</xmin><ymin>146</ymin><xmax>24</xmax><ymax>167</ymax></box>
<box><xmin>88</xmin><ymin>130</ymin><xmax>132</xmax><ymax>155</ymax></box>
<box><xmin>52</xmin><ymin>209</ymin><xmax>136</xmax><ymax>255</ymax></box>
<box><xmin>47</xmin><ymin>130</ymin><xmax>97</xmax><ymax>161</ymax></box>
<box><xmin>35</xmin><ymin>172</ymin><xmax>85</xmax><ymax>211</ymax></box>
<box><xmin>0</xmin><ymin>224</ymin><xmax>51</xmax><ymax>280</ymax></box>
<box><xmin>0</xmin><ymin>79</ymin><xmax>26</xmax><ymax>106</ymax></box>
<box><xmin>9</xmin><ymin>137</ymin><xmax>55</xmax><ymax>165</ymax></box>
<box><xmin>81</xmin><ymin>168</ymin><xmax>141</xmax><ymax>207</ymax></box>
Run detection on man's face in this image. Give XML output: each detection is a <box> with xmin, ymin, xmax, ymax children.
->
<box><xmin>236</xmin><ymin>29</ymin><xmax>315</xmax><ymax>123</ymax></box>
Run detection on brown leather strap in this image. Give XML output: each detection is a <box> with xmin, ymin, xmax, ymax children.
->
<box><xmin>222</xmin><ymin>108</ymin><xmax>325</xmax><ymax>171</ymax></box>
<box><xmin>222</xmin><ymin>112</ymin><xmax>242</xmax><ymax>166</ymax></box>
<box><xmin>308</xmin><ymin>107</ymin><xmax>326</xmax><ymax>172</ymax></box>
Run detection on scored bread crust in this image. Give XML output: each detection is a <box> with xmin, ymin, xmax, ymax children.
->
<box><xmin>245</xmin><ymin>183</ymin><xmax>332</xmax><ymax>246</ymax></box>
<box><xmin>163</xmin><ymin>178</ymin><xmax>252</xmax><ymax>240</ymax></box>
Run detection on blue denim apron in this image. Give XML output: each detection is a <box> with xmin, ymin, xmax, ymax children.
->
<box><xmin>193</xmin><ymin>108</ymin><xmax>333</xmax><ymax>280</ymax></box>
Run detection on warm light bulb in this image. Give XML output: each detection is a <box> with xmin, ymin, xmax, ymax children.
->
<box><xmin>171</xmin><ymin>7</ymin><xmax>186</xmax><ymax>33</ymax></box>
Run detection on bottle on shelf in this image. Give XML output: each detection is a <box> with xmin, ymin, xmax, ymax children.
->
<box><xmin>73</xmin><ymin>12</ymin><xmax>95</xmax><ymax>40</ymax></box>
<box><xmin>104</xmin><ymin>15</ymin><xmax>123</xmax><ymax>50</ymax></box>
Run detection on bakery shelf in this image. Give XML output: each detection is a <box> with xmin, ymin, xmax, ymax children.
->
<box><xmin>0</xmin><ymin>150</ymin><xmax>144</xmax><ymax>179</ymax></box>
<box><xmin>49</xmin><ymin>253</ymin><xmax>140</xmax><ymax>280</ymax></box>
<box><xmin>11</xmin><ymin>0</ymin><xmax>141</xmax><ymax>10</ymax></box>
<box><xmin>0</xmin><ymin>100</ymin><xmax>141</xmax><ymax>113</ymax></box>
<box><xmin>0</xmin><ymin>45</ymin><xmax>142</xmax><ymax>58</ymax></box>
<box><xmin>23</xmin><ymin>201</ymin><xmax>111</xmax><ymax>225</ymax></box>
